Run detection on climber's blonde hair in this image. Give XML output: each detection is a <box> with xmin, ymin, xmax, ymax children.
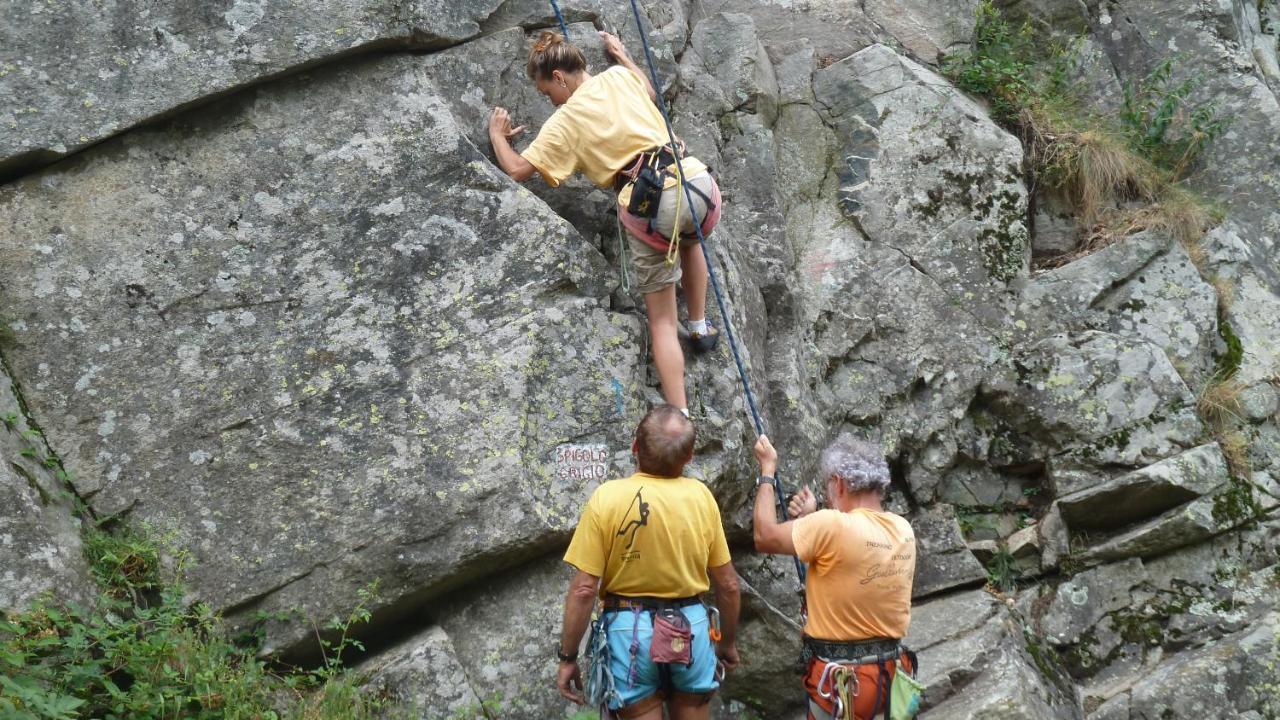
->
<box><xmin>526</xmin><ymin>31</ymin><xmax>587</xmax><ymax>82</ymax></box>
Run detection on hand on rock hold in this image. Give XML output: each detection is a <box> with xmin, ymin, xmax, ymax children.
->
<box><xmin>599</xmin><ymin>31</ymin><xmax>629</xmax><ymax>63</ymax></box>
<box><xmin>489</xmin><ymin>107</ymin><xmax>525</xmax><ymax>143</ymax></box>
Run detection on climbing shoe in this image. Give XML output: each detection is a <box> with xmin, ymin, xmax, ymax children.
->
<box><xmin>688</xmin><ymin>323</ymin><xmax>720</xmax><ymax>354</ymax></box>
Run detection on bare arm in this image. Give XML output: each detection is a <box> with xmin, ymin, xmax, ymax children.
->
<box><xmin>707</xmin><ymin>561</ymin><xmax>741</xmax><ymax>671</ymax></box>
<box><xmin>556</xmin><ymin>569</ymin><xmax>599</xmax><ymax>704</ymax></box>
<box><xmin>753</xmin><ymin>483</ymin><xmax>799</xmax><ymax>556</ymax></box>
<box><xmin>489</xmin><ymin>107</ymin><xmax>538</xmax><ymax>182</ymax></box>
<box><xmin>751</xmin><ymin>435</ymin><xmax>800</xmax><ymax>556</ymax></box>
<box><xmin>600</xmin><ymin>31</ymin><xmax>656</xmax><ymax>101</ymax></box>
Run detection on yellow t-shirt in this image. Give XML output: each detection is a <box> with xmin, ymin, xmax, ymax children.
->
<box><xmin>521</xmin><ymin>66</ymin><xmax>669</xmax><ymax>188</ymax></box>
<box><xmin>792</xmin><ymin>509</ymin><xmax>916</xmax><ymax>640</ymax></box>
<box><xmin>563</xmin><ymin>472</ymin><xmax>732</xmax><ymax>598</ymax></box>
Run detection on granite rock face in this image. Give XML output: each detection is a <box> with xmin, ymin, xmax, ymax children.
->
<box><xmin>3</xmin><ymin>1</ymin><xmax>1280</xmax><ymax>718</ymax></box>
<box><xmin>0</xmin><ymin>359</ymin><xmax>92</xmax><ymax>613</ymax></box>
<box><xmin>0</xmin><ymin>51</ymin><xmax>648</xmax><ymax>652</ymax></box>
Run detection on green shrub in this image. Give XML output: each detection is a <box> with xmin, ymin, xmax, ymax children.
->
<box><xmin>943</xmin><ymin>0</ymin><xmax>1036</xmax><ymax>124</ymax></box>
<box><xmin>1119</xmin><ymin>58</ymin><xmax>1226</xmax><ymax>177</ymax></box>
<box><xmin>1</xmin><ymin>526</ymin><xmax>407</xmax><ymax>720</ymax></box>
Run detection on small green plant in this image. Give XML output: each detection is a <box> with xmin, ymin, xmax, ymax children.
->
<box><xmin>1</xmin><ymin>526</ymin><xmax>407</xmax><ymax>720</ymax></box>
<box><xmin>943</xmin><ymin>1</ymin><xmax>1035</xmax><ymax>123</ymax></box>
<box><xmin>449</xmin><ymin>691</ymin><xmax>506</xmax><ymax>720</ymax></box>
<box><xmin>2</xmin><ymin>411</ymin><xmax>18</xmax><ymax>431</ymax></box>
<box><xmin>1119</xmin><ymin>58</ymin><xmax>1226</xmax><ymax>177</ymax></box>
<box><xmin>986</xmin><ymin>548</ymin><xmax>1019</xmax><ymax>594</ymax></box>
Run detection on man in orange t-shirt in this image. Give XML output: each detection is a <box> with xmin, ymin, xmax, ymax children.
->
<box><xmin>752</xmin><ymin>434</ymin><xmax>917</xmax><ymax>720</ymax></box>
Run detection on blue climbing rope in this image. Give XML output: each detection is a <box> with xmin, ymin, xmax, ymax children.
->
<box><xmin>544</xmin><ymin>0</ymin><xmax>805</xmax><ymax>590</ymax></box>
<box><xmin>622</xmin><ymin>0</ymin><xmax>806</xmax><ymax>587</ymax></box>
<box><xmin>548</xmin><ymin>0</ymin><xmax>570</xmax><ymax>37</ymax></box>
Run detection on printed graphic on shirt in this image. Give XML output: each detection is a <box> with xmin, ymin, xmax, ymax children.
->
<box><xmin>616</xmin><ymin>488</ymin><xmax>649</xmax><ymax>561</ymax></box>
<box><xmin>860</xmin><ymin>536</ymin><xmax>915</xmax><ymax>593</ymax></box>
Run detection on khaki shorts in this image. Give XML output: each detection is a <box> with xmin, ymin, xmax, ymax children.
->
<box><xmin>626</xmin><ymin>230</ymin><xmax>701</xmax><ymax>295</ymax></box>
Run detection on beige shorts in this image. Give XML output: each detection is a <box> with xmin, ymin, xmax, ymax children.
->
<box><xmin>626</xmin><ymin>230</ymin><xmax>701</xmax><ymax>295</ymax></box>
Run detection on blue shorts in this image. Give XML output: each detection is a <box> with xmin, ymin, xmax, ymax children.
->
<box><xmin>603</xmin><ymin>603</ymin><xmax>720</xmax><ymax>710</ymax></box>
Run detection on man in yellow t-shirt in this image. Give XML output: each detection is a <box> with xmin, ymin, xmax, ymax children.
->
<box><xmin>752</xmin><ymin>434</ymin><xmax>918</xmax><ymax>720</ymax></box>
<box><xmin>488</xmin><ymin>31</ymin><xmax>723</xmax><ymax>418</ymax></box>
<box><xmin>556</xmin><ymin>405</ymin><xmax>740</xmax><ymax>720</ymax></box>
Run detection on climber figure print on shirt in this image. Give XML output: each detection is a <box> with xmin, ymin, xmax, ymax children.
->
<box><xmin>616</xmin><ymin>488</ymin><xmax>649</xmax><ymax>561</ymax></box>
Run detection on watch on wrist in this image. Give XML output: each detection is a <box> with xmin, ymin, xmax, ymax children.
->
<box><xmin>756</xmin><ymin>474</ymin><xmax>776</xmax><ymax>490</ymax></box>
<box><xmin>556</xmin><ymin>646</ymin><xmax>578</xmax><ymax>663</ymax></box>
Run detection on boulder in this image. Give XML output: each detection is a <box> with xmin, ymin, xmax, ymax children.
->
<box><xmin>684</xmin><ymin>13</ymin><xmax>781</xmax><ymax>125</ymax></box>
<box><xmin>1056</xmin><ymin>444</ymin><xmax>1230</xmax><ymax>533</ymax></box>
<box><xmin>912</xmin><ymin>505</ymin><xmax>990</xmax><ymax>598</ymax></box>
<box><xmin>986</xmin><ymin>331</ymin><xmax>1203</xmax><ymax>496</ymax></box>
<box><xmin>434</xmin><ymin>557</ymin><xmax>581</xmax><ymax>719</ymax></box>
<box><xmin>1017</xmin><ymin>232</ymin><xmax>1219</xmax><ymax>385</ymax></box>
<box><xmin>1077</xmin><ymin>486</ymin><xmax>1257</xmax><ymax>565</ymax></box>
<box><xmin>691</xmin><ymin>0</ymin><xmax>883</xmax><ymax>65</ymax></box>
<box><xmin>861</xmin><ymin>0</ymin><xmax>981</xmax><ymax>63</ymax></box>
<box><xmin>0</xmin><ymin>0</ymin><xmax>501</xmax><ymax>178</ymax></box>
<box><xmin>1202</xmin><ymin>221</ymin><xmax>1280</xmax><ymax>390</ymax></box>
<box><xmin>1124</xmin><ymin>607</ymin><xmax>1280</xmax><ymax>719</ymax></box>
<box><xmin>1007</xmin><ymin>524</ymin><xmax>1041</xmax><ymax>574</ymax></box>
<box><xmin>1037</xmin><ymin>559</ymin><xmax>1145</xmax><ymax>647</ymax></box>
<box><xmin>360</xmin><ymin>625</ymin><xmax>484</xmax><ymax>719</ymax></box>
<box><xmin>0</xmin><ymin>359</ymin><xmax>93</xmax><ymax>612</ymax></box>
<box><xmin>760</xmin><ymin>41</ymin><xmax>1025</xmax><ymax>490</ymax></box>
<box><xmin>909</xmin><ymin>590</ymin><xmax>1083</xmax><ymax>718</ymax></box>
<box><xmin>815</xmin><ymin>43</ymin><xmax>1028</xmax><ymax>319</ymax></box>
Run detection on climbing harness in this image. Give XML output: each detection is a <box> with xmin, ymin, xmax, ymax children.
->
<box><xmin>803</xmin><ymin>640</ymin><xmax>922</xmax><ymax>720</ymax></box>
<box><xmin>601</xmin><ymin>595</ymin><xmax>708</xmax><ymax>704</ymax></box>
<box><xmin>546</xmin><ymin>0</ymin><xmax>805</xmax><ymax>590</ymax></box>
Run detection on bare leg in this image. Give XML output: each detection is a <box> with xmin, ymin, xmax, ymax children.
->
<box><xmin>680</xmin><ymin>243</ymin><xmax>709</xmax><ymax>325</ymax></box>
<box><xmin>643</xmin><ymin>285</ymin><xmax>687</xmax><ymax>409</ymax></box>
<box><xmin>669</xmin><ymin>699</ymin><xmax>713</xmax><ymax>720</ymax></box>
<box><xmin>623</xmin><ymin>705</ymin><xmax>664</xmax><ymax>720</ymax></box>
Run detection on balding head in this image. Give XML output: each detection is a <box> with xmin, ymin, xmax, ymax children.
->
<box><xmin>634</xmin><ymin>405</ymin><xmax>696</xmax><ymax>477</ymax></box>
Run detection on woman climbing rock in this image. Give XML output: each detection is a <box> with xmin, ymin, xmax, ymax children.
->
<box><xmin>488</xmin><ymin>30</ymin><xmax>721</xmax><ymax>417</ymax></box>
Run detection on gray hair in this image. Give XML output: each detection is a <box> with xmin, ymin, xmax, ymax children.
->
<box><xmin>819</xmin><ymin>433</ymin><xmax>890</xmax><ymax>494</ymax></box>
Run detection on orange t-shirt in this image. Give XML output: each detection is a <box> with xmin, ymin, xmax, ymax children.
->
<box><xmin>791</xmin><ymin>508</ymin><xmax>916</xmax><ymax>640</ymax></box>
